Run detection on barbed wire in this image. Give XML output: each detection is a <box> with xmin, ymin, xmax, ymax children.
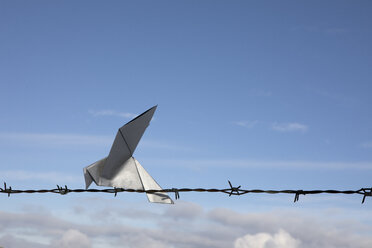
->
<box><xmin>1</xmin><ymin>181</ymin><xmax>371</xmax><ymax>203</ymax></box>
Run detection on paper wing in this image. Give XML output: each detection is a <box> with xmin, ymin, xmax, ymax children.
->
<box><xmin>100</xmin><ymin>106</ymin><xmax>157</xmax><ymax>180</ymax></box>
<box><xmin>119</xmin><ymin>105</ymin><xmax>157</xmax><ymax>154</ymax></box>
<box><xmin>134</xmin><ymin>158</ymin><xmax>174</xmax><ymax>204</ymax></box>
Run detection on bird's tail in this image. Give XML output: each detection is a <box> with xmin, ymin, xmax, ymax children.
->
<box><xmin>83</xmin><ymin>157</ymin><xmax>107</xmax><ymax>189</ymax></box>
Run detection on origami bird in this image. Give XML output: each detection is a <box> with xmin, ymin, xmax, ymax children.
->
<box><xmin>83</xmin><ymin>106</ymin><xmax>173</xmax><ymax>204</ymax></box>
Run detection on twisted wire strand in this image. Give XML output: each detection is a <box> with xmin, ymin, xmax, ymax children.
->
<box><xmin>1</xmin><ymin>182</ymin><xmax>371</xmax><ymax>203</ymax></box>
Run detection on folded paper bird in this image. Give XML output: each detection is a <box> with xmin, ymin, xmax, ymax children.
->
<box><xmin>83</xmin><ymin>106</ymin><xmax>173</xmax><ymax>204</ymax></box>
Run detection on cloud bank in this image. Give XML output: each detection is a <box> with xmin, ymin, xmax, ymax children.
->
<box><xmin>0</xmin><ymin>201</ymin><xmax>371</xmax><ymax>248</ymax></box>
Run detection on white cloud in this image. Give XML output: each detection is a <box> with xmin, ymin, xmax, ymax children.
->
<box><xmin>163</xmin><ymin>201</ymin><xmax>203</xmax><ymax>220</ymax></box>
<box><xmin>233</xmin><ymin>120</ymin><xmax>308</xmax><ymax>132</ymax></box>
<box><xmin>234</xmin><ymin>121</ymin><xmax>258</xmax><ymax>128</ymax></box>
<box><xmin>149</xmin><ymin>158</ymin><xmax>372</xmax><ymax>170</ymax></box>
<box><xmin>249</xmin><ymin>90</ymin><xmax>272</xmax><ymax>97</ymax></box>
<box><xmin>0</xmin><ymin>234</ymin><xmax>48</xmax><ymax>248</ymax></box>
<box><xmin>51</xmin><ymin>229</ymin><xmax>91</xmax><ymax>248</ymax></box>
<box><xmin>316</xmin><ymin>90</ymin><xmax>356</xmax><ymax>105</ymax></box>
<box><xmin>0</xmin><ymin>132</ymin><xmax>189</xmax><ymax>152</ymax></box>
<box><xmin>325</xmin><ymin>28</ymin><xmax>348</xmax><ymax>34</ymax></box>
<box><xmin>271</xmin><ymin>123</ymin><xmax>308</xmax><ymax>132</ymax></box>
<box><xmin>234</xmin><ymin>229</ymin><xmax>300</xmax><ymax>248</ymax></box>
<box><xmin>89</xmin><ymin>110</ymin><xmax>137</xmax><ymax>119</ymax></box>
<box><xmin>361</xmin><ymin>142</ymin><xmax>372</xmax><ymax>149</ymax></box>
<box><xmin>141</xmin><ymin>140</ymin><xmax>192</xmax><ymax>152</ymax></box>
<box><xmin>291</xmin><ymin>26</ymin><xmax>348</xmax><ymax>35</ymax></box>
<box><xmin>0</xmin><ymin>170</ymin><xmax>80</xmax><ymax>183</ymax></box>
<box><xmin>0</xmin><ymin>132</ymin><xmax>112</xmax><ymax>146</ymax></box>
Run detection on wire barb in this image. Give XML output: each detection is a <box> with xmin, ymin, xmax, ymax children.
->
<box><xmin>228</xmin><ymin>180</ymin><xmax>241</xmax><ymax>196</ymax></box>
<box><xmin>56</xmin><ymin>185</ymin><xmax>69</xmax><ymax>195</ymax></box>
<box><xmin>361</xmin><ymin>188</ymin><xmax>372</xmax><ymax>204</ymax></box>
<box><xmin>172</xmin><ymin>188</ymin><xmax>180</xmax><ymax>200</ymax></box>
<box><xmin>1</xmin><ymin>182</ymin><xmax>12</xmax><ymax>197</ymax></box>
<box><xmin>294</xmin><ymin>190</ymin><xmax>305</xmax><ymax>203</ymax></box>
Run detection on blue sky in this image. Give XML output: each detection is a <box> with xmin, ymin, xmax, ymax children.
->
<box><xmin>1</xmin><ymin>1</ymin><xmax>372</xmax><ymax>247</ymax></box>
